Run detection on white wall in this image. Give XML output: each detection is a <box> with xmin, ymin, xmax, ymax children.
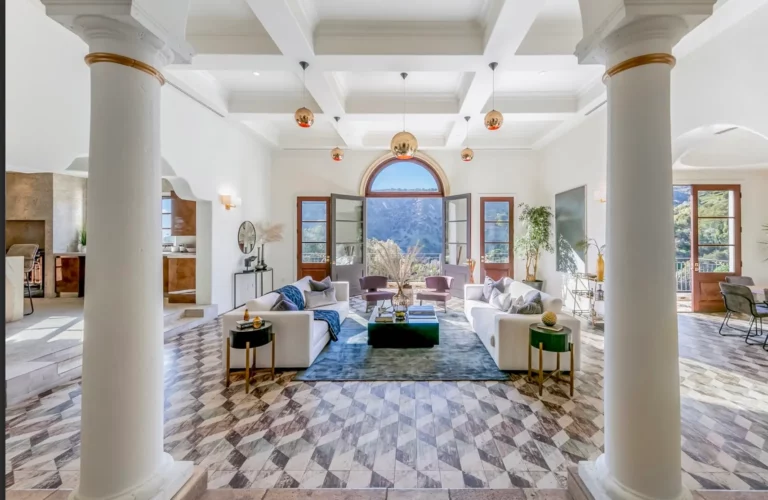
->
<box><xmin>5</xmin><ymin>0</ymin><xmax>273</xmax><ymax>314</ymax></box>
<box><xmin>538</xmin><ymin>111</ymin><xmax>768</xmax><ymax>300</ymax></box>
<box><xmin>269</xmin><ymin>149</ymin><xmax>546</xmax><ymax>288</ymax></box>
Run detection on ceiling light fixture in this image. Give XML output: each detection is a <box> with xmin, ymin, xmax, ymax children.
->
<box><xmin>294</xmin><ymin>61</ymin><xmax>314</xmax><ymax>128</ymax></box>
<box><xmin>461</xmin><ymin>116</ymin><xmax>474</xmax><ymax>162</ymax></box>
<box><xmin>253</xmin><ymin>72</ymin><xmax>260</xmax><ymax>76</ymax></box>
<box><xmin>331</xmin><ymin>116</ymin><xmax>344</xmax><ymax>162</ymax></box>
<box><xmin>484</xmin><ymin>62</ymin><xmax>503</xmax><ymax>131</ymax></box>
<box><xmin>390</xmin><ymin>72</ymin><xmax>418</xmax><ymax>160</ymax></box>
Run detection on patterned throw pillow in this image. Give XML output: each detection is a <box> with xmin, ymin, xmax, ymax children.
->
<box><xmin>482</xmin><ymin>276</ymin><xmax>505</xmax><ymax>302</ymax></box>
<box><xmin>509</xmin><ymin>291</ymin><xmax>543</xmax><ymax>315</ymax></box>
<box><xmin>304</xmin><ymin>287</ymin><xmax>337</xmax><ymax>309</ymax></box>
<box><xmin>270</xmin><ymin>293</ymin><xmax>299</xmax><ymax>311</ymax></box>
<box><xmin>309</xmin><ymin>276</ymin><xmax>332</xmax><ymax>291</ymax></box>
<box><xmin>489</xmin><ymin>288</ymin><xmax>514</xmax><ymax>312</ymax></box>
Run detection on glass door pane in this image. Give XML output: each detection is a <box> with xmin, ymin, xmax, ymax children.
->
<box><xmin>332</xmin><ymin>194</ymin><xmax>366</xmax><ymax>296</ymax></box>
<box><xmin>481</xmin><ymin>197</ymin><xmax>514</xmax><ymax>280</ymax></box>
<box><xmin>298</xmin><ymin>198</ymin><xmax>330</xmax><ymax>281</ymax></box>
<box><xmin>443</xmin><ymin>194</ymin><xmax>471</xmax><ymax>298</ymax></box>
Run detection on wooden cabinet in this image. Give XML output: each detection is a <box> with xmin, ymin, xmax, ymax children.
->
<box><xmin>171</xmin><ymin>191</ymin><xmax>196</xmax><ymax>236</ymax></box>
<box><xmin>167</xmin><ymin>257</ymin><xmax>196</xmax><ymax>304</ymax></box>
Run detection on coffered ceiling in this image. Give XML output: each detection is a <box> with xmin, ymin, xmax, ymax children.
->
<box><xmin>166</xmin><ymin>0</ymin><xmax>604</xmax><ymax>151</ymax></box>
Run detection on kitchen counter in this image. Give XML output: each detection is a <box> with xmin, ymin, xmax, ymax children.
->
<box><xmin>162</xmin><ymin>252</ymin><xmax>196</xmax><ymax>258</ymax></box>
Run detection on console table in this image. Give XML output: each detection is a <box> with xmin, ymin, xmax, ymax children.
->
<box><xmin>233</xmin><ymin>268</ymin><xmax>274</xmax><ymax>309</ymax></box>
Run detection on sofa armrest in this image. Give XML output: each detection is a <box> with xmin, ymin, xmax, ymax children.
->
<box><xmin>221</xmin><ymin>309</ymin><xmax>315</xmax><ymax>369</ymax></box>
<box><xmin>332</xmin><ymin>281</ymin><xmax>350</xmax><ymax>302</ymax></box>
<box><xmin>465</xmin><ymin>284</ymin><xmax>485</xmax><ymax>301</ymax></box>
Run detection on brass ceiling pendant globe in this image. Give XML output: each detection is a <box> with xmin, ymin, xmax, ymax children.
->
<box><xmin>330</xmin><ymin>117</ymin><xmax>344</xmax><ymax>161</ymax></box>
<box><xmin>461</xmin><ymin>117</ymin><xmax>474</xmax><ymax>162</ymax></box>
<box><xmin>460</xmin><ymin>147</ymin><xmax>474</xmax><ymax>162</ymax></box>
<box><xmin>391</xmin><ymin>131</ymin><xmax>418</xmax><ymax>160</ymax></box>
<box><xmin>295</xmin><ymin>61</ymin><xmax>314</xmax><ymax>128</ymax></box>
<box><xmin>485</xmin><ymin>62</ymin><xmax>503</xmax><ymax>131</ymax></box>
<box><xmin>484</xmin><ymin>109</ymin><xmax>503</xmax><ymax>131</ymax></box>
<box><xmin>330</xmin><ymin>147</ymin><xmax>344</xmax><ymax>161</ymax></box>
<box><xmin>390</xmin><ymin>72</ymin><xmax>418</xmax><ymax>159</ymax></box>
<box><xmin>295</xmin><ymin>107</ymin><xmax>314</xmax><ymax>128</ymax></box>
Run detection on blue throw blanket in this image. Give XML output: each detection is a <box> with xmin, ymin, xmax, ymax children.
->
<box><xmin>276</xmin><ymin>285</ymin><xmax>339</xmax><ymax>342</ymax></box>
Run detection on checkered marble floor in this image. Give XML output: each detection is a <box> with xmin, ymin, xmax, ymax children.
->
<box><xmin>5</xmin><ymin>303</ymin><xmax>768</xmax><ymax>491</ymax></box>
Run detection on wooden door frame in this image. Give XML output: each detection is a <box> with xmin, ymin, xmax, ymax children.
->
<box><xmin>297</xmin><ymin>196</ymin><xmax>331</xmax><ymax>281</ymax></box>
<box><xmin>480</xmin><ymin>196</ymin><xmax>515</xmax><ymax>280</ymax></box>
<box><xmin>691</xmin><ymin>184</ymin><xmax>741</xmax><ymax>312</ymax></box>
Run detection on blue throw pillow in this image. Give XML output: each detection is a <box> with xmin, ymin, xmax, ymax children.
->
<box><xmin>270</xmin><ymin>293</ymin><xmax>298</xmax><ymax>311</ymax></box>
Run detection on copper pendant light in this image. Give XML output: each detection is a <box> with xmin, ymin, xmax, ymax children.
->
<box><xmin>331</xmin><ymin>116</ymin><xmax>344</xmax><ymax>161</ymax></box>
<box><xmin>461</xmin><ymin>116</ymin><xmax>474</xmax><ymax>162</ymax></box>
<box><xmin>484</xmin><ymin>62</ymin><xmax>503</xmax><ymax>131</ymax></box>
<box><xmin>390</xmin><ymin>72</ymin><xmax>418</xmax><ymax>159</ymax></box>
<box><xmin>295</xmin><ymin>61</ymin><xmax>314</xmax><ymax>128</ymax></box>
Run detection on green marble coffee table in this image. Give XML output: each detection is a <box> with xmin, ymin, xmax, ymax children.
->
<box><xmin>368</xmin><ymin>306</ymin><xmax>439</xmax><ymax>348</ymax></box>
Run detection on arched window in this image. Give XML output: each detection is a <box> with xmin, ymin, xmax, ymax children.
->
<box><xmin>365</xmin><ymin>158</ymin><xmax>444</xmax><ymax>197</ymax></box>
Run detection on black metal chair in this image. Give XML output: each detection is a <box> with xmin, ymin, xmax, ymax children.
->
<box><xmin>6</xmin><ymin>244</ymin><xmax>39</xmax><ymax>315</ymax></box>
<box><xmin>719</xmin><ymin>282</ymin><xmax>768</xmax><ymax>349</ymax></box>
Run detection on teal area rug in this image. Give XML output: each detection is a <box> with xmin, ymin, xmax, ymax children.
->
<box><xmin>295</xmin><ymin>297</ymin><xmax>510</xmax><ymax>381</ymax></box>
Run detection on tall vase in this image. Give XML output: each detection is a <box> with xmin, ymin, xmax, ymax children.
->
<box><xmin>596</xmin><ymin>254</ymin><xmax>605</xmax><ymax>282</ymax></box>
<box><xmin>392</xmin><ymin>284</ymin><xmax>408</xmax><ymax>320</ymax></box>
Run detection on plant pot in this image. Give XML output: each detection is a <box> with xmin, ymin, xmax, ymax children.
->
<box><xmin>522</xmin><ymin>280</ymin><xmax>543</xmax><ymax>291</ymax></box>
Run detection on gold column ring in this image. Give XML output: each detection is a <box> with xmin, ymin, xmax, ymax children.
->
<box><xmin>603</xmin><ymin>53</ymin><xmax>676</xmax><ymax>82</ymax></box>
<box><xmin>84</xmin><ymin>52</ymin><xmax>165</xmax><ymax>85</ymax></box>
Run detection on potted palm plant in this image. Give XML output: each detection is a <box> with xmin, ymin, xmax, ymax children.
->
<box><xmin>514</xmin><ymin>203</ymin><xmax>553</xmax><ymax>291</ymax></box>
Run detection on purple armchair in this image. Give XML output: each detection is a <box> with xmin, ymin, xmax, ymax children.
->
<box><xmin>360</xmin><ymin>276</ymin><xmax>395</xmax><ymax>312</ymax></box>
<box><xmin>416</xmin><ymin>276</ymin><xmax>454</xmax><ymax>312</ymax></box>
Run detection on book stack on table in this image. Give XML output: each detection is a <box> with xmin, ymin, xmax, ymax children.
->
<box><xmin>407</xmin><ymin>306</ymin><xmax>436</xmax><ymax>319</ymax></box>
<box><xmin>375</xmin><ymin>312</ymin><xmax>394</xmax><ymax>323</ymax></box>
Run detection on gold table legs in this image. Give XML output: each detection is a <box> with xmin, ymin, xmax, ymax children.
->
<box><xmin>527</xmin><ymin>340</ymin><xmax>575</xmax><ymax>398</ymax></box>
<box><xmin>225</xmin><ymin>336</ymin><xmax>277</xmax><ymax>394</ymax></box>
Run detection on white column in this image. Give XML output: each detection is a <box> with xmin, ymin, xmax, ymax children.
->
<box><xmin>74</xmin><ymin>17</ymin><xmax>192</xmax><ymax>500</ymax></box>
<box><xmin>578</xmin><ymin>16</ymin><xmax>691</xmax><ymax>500</ymax></box>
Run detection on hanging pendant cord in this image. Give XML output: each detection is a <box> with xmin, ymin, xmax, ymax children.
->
<box><xmin>402</xmin><ymin>75</ymin><xmax>406</xmax><ymax>131</ymax></box>
<box><xmin>492</xmin><ymin>67</ymin><xmax>495</xmax><ymax>110</ymax></box>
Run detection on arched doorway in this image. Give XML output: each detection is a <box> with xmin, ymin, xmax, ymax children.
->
<box><xmin>296</xmin><ymin>154</ymin><xmax>471</xmax><ymax>297</ymax></box>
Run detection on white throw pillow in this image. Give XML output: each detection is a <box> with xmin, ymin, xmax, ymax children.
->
<box><xmin>489</xmin><ymin>288</ymin><xmax>514</xmax><ymax>312</ymax></box>
<box><xmin>304</xmin><ymin>287</ymin><xmax>337</xmax><ymax>309</ymax></box>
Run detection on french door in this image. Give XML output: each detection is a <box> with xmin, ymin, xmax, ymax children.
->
<box><xmin>443</xmin><ymin>194</ymin><xmax>471</xmax><ymax>298</ymax></box>
<box><xmin>331</xmin><ymin>194</ymin><xmax>366</xmax><ymax>296</ymax></box>
<box><xmin>297</xmin><ymin>197</ymin><xmax>331</xmax><ymax>281</ymax></box>
<box><xmin>480</xmin><ymin>197</ymin><xmax>514</xmax><ymax>281</ymax></box>
<box><xmin>691</xmin><ymin>185</ymin><xmax>741</xmax><ymax>312</ymax></box>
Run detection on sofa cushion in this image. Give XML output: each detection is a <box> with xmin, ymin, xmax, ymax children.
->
<box><xmin>271</xmin><ymin>293</ymin><xmax>299</xmax><ymax>311</ymax></box>
<box><xmin>489</xmin><ymin>289</ymin><xmax>514</xmax><ymax>311</ymax></box>
<box><xmin>312</xmin><ymin>320</ymin><xmax>329</xmax><ymax>341</ymax></box>
<box><xmin>309</xmin><ymin>276</ymin><xmax>332</xmax><ymax>291</ymax></box>
<box><xmin>482</xmin><ymin>276</ymin><xmax>505</xmax><ymax>301</ymax></box>
<box><xmin>250</xmin><ymin>292</ymin><xmax>280</xmax><ymax>311</ymax></box>
<box><xmin>305</xmin><ymin>287</ymin><xmax>338</xmax><ymax>309</ymax></box>
<box><xmin>509</xmin><ymin>291</ymin><xmax>542</xmax><ymax>314</ymax></box>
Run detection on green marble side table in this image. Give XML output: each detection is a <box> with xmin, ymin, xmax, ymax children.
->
<box><xmin>528</xmin><ymin>323</ymin><xmax>574</xmax><ymax>397</ymax></box>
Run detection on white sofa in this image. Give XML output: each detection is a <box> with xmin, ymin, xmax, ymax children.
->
<box><xmin>464</xmin><ymin>279</ymin><xmax>581</xmax><ymax>371</ymax></box>
<box><xmin>222</xmin><ymin>276</ymin><xmax>349</xmax><ymax>369</ymax></box>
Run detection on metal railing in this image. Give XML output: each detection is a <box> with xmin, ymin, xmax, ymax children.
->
<box><xmin>675</xmin><ymin>258</ymin><xmax>731</xmax><ymax>293</ymax></box>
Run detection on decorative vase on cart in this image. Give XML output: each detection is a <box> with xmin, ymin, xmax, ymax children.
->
<box><xmin>596</xmin><ymin>254</ymin><xmax>605</xmax><ymax>282</ymax></box>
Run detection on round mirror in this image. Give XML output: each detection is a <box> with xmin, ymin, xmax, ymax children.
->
<box><xmin>238</xmin><ymin>221</ymin><xmax>257</xmax><ymax>254</ymax></box>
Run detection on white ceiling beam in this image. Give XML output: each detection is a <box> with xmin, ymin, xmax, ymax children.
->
<box><xmin>242</xmin><ymin>121</ymin><xmax>280</xmax><ymax>147</ymax></box>
<box><xmin>346</xmin><ymin>96</ymin><xmax>459</xmax><ymax>115</ymax></box>
<box><xmin>484</xmin><ymin>95</ymin><xmax>578</xmax><ymax>115</ymax></box>
<box><xmin>244</xmin><ymin>0</ymin><xmax>353</xmax><ymax>146</ymax></box>
<box><xmin>165</xmin><ymin>71</ymin><xmax>229</xmax><ymax>117</ymax></box>
<box><xmin>362</xmin><ymin>134</ymin><xmax>446</xmax><ymax>149</ymax></box>
<box><xmin>532</xmin><ymin>80</ymin><xmax>607</xmax><ymax>149</ymax></box>
<box><xmin>446</xmin><ymin>0</ymin><xmax>543</xmax><ymax>148</ymax></box>
<box><xmin>185</xmin><ymin>35</ymin><xmax>281</xmax><ymax>56</ymax></box>
<box><xmin>314</xmin><ymin>21</ymin><xmax>483</xmax><ymax>56</ymax></box>
<box><xmin>229</xmin><ymin>92</ymin><xmax>320</xmax><ymax>116</ymax></box>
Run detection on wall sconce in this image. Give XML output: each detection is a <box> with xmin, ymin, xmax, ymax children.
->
<box><xmin>593</xmin><ymin>190</ymin><xmax>607</xmax><ymax>204</ymax></box>
<box><xmin>220</xmin><ymin>194</ymin><xmax>240</xmax><ymax>210</ymax></box>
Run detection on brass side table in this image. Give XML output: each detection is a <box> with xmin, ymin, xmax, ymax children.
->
<box><xmin>528</xmin><ymin>323</ymin><xmax>574</xmax><ymax>397</ymax></box>
<box><xmin>226</xmin><ymin>321</ymin><xmax>274</xmax><ymax>393</ymax></box>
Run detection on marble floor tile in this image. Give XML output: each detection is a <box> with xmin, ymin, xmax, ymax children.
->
<box><xmin>6</xmin><ymin>300</ymin><xmax>768</xmax><ymax>492</ymax></box>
